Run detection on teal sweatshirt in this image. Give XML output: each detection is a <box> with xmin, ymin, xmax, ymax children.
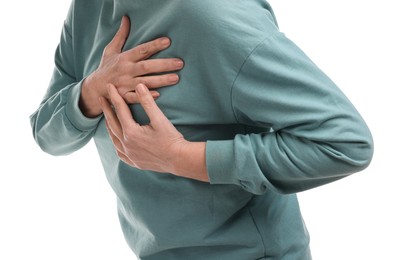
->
<box><xmin>30</xmin><ymin>0</ymin><xmax>373</xmax><ymax>259</ymax></box>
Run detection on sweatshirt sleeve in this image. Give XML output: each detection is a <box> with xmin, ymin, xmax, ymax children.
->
<box><xmin>206</xmin><ymin>33</ymin><xmax>373</xmax><ymax>195</ymax></box>
<box><xmin>30</xmin><ymin>4</ymin><xmax>102</xmax><ymax>156</ymax></box>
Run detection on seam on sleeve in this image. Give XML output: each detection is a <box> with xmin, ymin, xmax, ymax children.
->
<box><xmin>229</xmin><ymin>33</ymin><xmax>280</xmax><ymax>125</ymax></box>
<box><xmin>63</xmin><ymin>19</ymin><xmax>78</xmax><ymax>81</ymax></box>
<box><xmin>61</xmin><ymin>0</ymin><xmax>78</xmax><ymax>81</ymax></box>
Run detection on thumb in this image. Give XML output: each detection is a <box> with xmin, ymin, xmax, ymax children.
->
<box><xmin>107</xmin><ymin>16</ymin><xmax>131</xmax><ymax>53</ymax></box>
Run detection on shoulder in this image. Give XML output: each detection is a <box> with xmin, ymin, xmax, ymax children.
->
<box><xmin>159</xmin><ymin>0</ymin><xmax>281</xmax><ymax>64</ymax></box>
<box><xmin>66</xmin><ymin>0</ymin><xmax>112</xmax><ymax>25</ymax></box>
<box><xmin>179</xmin><ymin>0</ymin><xmax>279</xmax><ymax>43</ymax></box>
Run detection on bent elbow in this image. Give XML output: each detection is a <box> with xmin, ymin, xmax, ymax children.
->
<box><xmin>334</xmin><ymin>131</ymin><xmax>374</xmax><ymax>174</ymax></box>
<box><xmin>354</xmin><ymin>135</ymin><xmax>374</xmax><ymax>171</ymax></box>
<box><xmin>30</xmin><ymin>118</ymin><xmax>79</xmax><ymax>157</ymax></box>
<box><xmin>32</xmin><ymin>128</ymin><xmax>91</xmax><ymax>157</ymax></box>
<box><xmin>30</xmin><ymin>117</ymin><xmax>63</xmax><ymax>156</ymax></box>
<box><xmin>354</xmin><ymin>123</ymin><xmax>374</xmax><ymax>170</ymax></box>
<box><xmin>35</xmin><ymin>136</ymin><xmax>69</xmax><ymax>156</ymax></box>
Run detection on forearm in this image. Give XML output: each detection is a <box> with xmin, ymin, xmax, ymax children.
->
<box><xmin>206</xmin><ymin>128</ymin><xmax>373</xmax><ymax>195</ymax></box>
<box><xmin>30</xmin><ymin>82</ymin><xmax>101</xmax><ymax>156</ymax></box>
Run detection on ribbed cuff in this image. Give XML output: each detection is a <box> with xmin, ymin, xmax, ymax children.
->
<box><xmin>206</xmin><ymin>140</ymin><xmax>239</xmax><ymax>186</ymax></box>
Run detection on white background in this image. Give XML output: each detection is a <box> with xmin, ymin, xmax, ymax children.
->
<box><xmin>1</xmin><ymin>0</ymin><xmax>398</xmax><ymax>259</ymax></box>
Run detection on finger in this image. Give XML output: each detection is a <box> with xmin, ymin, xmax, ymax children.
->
<box><xmin>135</xmin><ymin>84</ymin><xmax>166</xmax><ymax>127</ymax></box>
<box><xmin>99</xmin><ymin>96</ymin><xmax>124</xmax><ymax>140</ymax></box>
<box><xmin>105</xmin><ymin>120</ymin><xmax>125</xmax><ymax>152</ymax></box>
<box><xmin>107</xmin><ymin>16</ymin><xmax>131</xmax><ymax>53</ymax></box>
<box><xmin>105</xmin><ymin>121</ymin><xmax>137</xmax><ymax>167</ymax></box>
<box><xmin>134</xmin><ymin>74</ymin><xmax>179</xmax><ymax>89</ymax></box>
<box><xmin>117</xmin><ymin>150</ymin><xmax>136</xmax><ymax>167</ymax></box>
<box><xmin>107</xmin><ymin>84</ymin><xmax>138</xmax><ymax>130</ymax></box>
<box><xmin>133</xmin><ymin>59</ymin><xmax>184</xmax><ymax>77</ymax></box>
<box><xmin>123</xmin><ymin>91</ymin><xmax>160</xmax><ymax>104</ymax></box>
<box><xmin>124</xmin><ymin>37</ymin><xmax>171</xmax><ymax>62</ymax></box>
<box><xmin>118</xmin><ymin>74</ymin><xmax>179</xmax><ymax>97</ymax></box>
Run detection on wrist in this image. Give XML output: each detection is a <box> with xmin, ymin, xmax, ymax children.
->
<box><xmin>79</xmin><ymin>75</ymin><xmax>103</xmax><ymax>118</ymax></box>
<box><xmin>172</xmin><ymin>141</ymin><xmax>209</xmax><ymax>182</ymax></box>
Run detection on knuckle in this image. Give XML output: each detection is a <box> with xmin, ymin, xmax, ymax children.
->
<box><xmin>124</xmin><ymin>128</ymin><xmax>137</xmax><ymax>141</ymax></box>
<box><xmin>102</xmin><ymin>46</ymin><xmax>111</xmax><ymax>56</ymax></box>
<box><xmin>135</xmin><ymin>77</ymin><xmax>149</xmax><ymax>86</ymax></box>
<box><xmin>118</xmin><ymin>53</ymin><xmax>129</xmax><ymax>63</ymax></box>
<box><xmin>142</xmin><ymin>45</ymin><xmax>151</xmax><ymax>54</ymax></box>
<box><xmin>137</xmin><ymin>45</ymin><xmax>150</xmax><ymax>56</ymax></box>
<box><xmin>112</xmin><ymin>101</ymin><xmax>123</xmax><ymax>113</ymax></box>
<box><xmin>138</xmin><ymin>61</ymin><xmax>150</xmax><ymax>72</ymax></box>
<box><xmin>114</xmin><ymin>77</ymin><xmax>121</xmax><ymax>88</ymax></box>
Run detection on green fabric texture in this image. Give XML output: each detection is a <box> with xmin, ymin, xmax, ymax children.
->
<box><xmin>30</xmin><ymin>0</ymin><xmax>373</xmax><ymax>259</ymax></box>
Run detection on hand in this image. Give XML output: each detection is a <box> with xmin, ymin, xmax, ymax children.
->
<box><xmin>100</xmin><ymin>83</ymin><xmax>209</xmax><ymax>182</ymax></box>
<box><xmin>80</xmin><ymin>16</ymin><xmax>184</xmax><ymax>117</ymax></box>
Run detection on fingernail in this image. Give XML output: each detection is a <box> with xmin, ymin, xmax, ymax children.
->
<box><xmin>136</xmin><ymin>84</ymin><xmax>148</xmax><ymax>95</ymax></box>
<box><xmin>175</xmin><ymin>60</ymin><xmax>184</xmax><ymax>68</ymax></box>
<box><xmin>169</xmin><ymin>74</ymin><xmax>179</xmax><ymax>83</ymax></box>
<box><xmin>120</xmin><ymin>16</ymin><xmax>126</xmax><ymax>27</ymax></box>
<box><xmin>161</xmin><ymin>37</ymin><xmax>170</xmax><ymax>46</ymax></box>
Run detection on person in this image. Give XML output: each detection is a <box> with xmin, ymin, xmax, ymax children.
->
<box><xmin>30</xmin><ymin>1</ymin><xmax>373</xmax><ymax>259</ymax></box>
